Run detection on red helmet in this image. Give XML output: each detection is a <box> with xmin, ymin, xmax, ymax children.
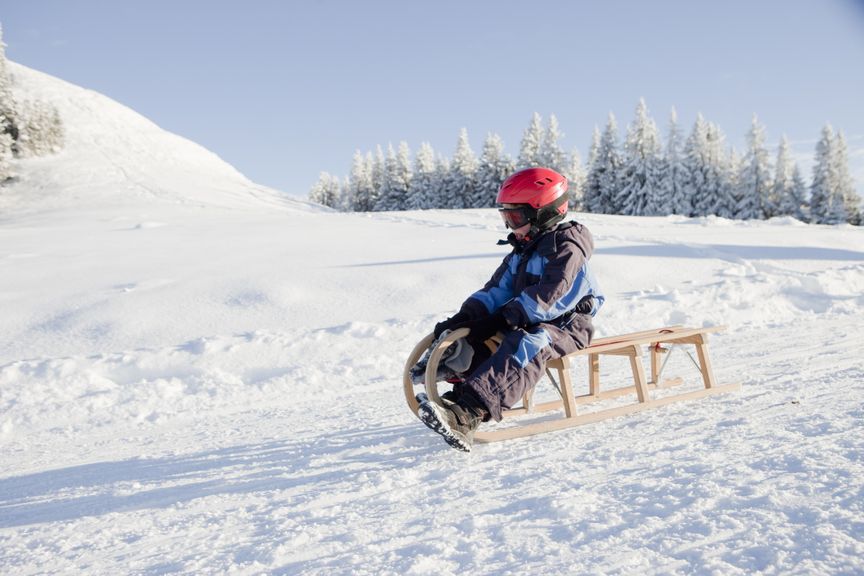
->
<box><xmin>496</xmin><ymin>167</ymin><xmax>569</xmax><ymax>231</ymax></box>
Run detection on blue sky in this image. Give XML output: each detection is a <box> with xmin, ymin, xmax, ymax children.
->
<box><xmin>3</xmin><ymin>0</ymin><xmax>864</xmax><ymax>198</ymax></box>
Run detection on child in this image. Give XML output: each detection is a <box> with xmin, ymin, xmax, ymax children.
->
<box><xmin>416</xmin><ymin>167</ymin><xmax>604</xmax><ymax>451</ymax></box>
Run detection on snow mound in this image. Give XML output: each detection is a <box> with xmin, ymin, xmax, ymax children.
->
<box><xmin>0</xmin><ymin>328</ymin><xmax>355</xmax><ymax>438</ymax></box>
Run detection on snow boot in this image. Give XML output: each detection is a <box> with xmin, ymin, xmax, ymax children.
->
<box><xmin>409</xmin><ymin>332</ymin><xmax>474</xmax><ymax>385</ymax></box>
<box><xmin>416</xmin><ymin>393</ymin><xmax>483</xmax><ymax>452</ymax></box>
<box><xmin>440</xmin><ymin>380</ymin><xmax>464</xmax><ymax>405</ymax></box>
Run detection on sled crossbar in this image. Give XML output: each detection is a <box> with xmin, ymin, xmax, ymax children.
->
<box><xmin>403</xmin><ymin>325</ymin><xmax>740</xmax><ymax>444</ymax></box>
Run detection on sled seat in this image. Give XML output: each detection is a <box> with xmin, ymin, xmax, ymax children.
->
<box><xmin>403</xmin><ymin>325</ymin><xmax>740</xmax><ymax>444</ymax></box>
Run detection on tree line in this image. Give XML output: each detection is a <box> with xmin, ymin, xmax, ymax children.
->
<box><xmin>0</xmin><ymin>24</ymin><xmax>65</xmax><ymax>183</ymax></box>
<box><xmin>310</xmin><ymin>100</ymin><xmax>861</xmax><ymax>226</ymax></box>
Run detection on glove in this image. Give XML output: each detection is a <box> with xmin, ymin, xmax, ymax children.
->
<box><xmin>454</xmin><ymin>311</ymin><xmax>508</xmax><ymax>346</ymax></box>
<box><xmin>434</xmin><ymin>311</ymin><xmax>470</xmax><ymax>338</ymax></box>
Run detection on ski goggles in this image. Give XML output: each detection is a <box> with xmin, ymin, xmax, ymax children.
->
<box><xmin>498</xmin><ymin>205</ymin><xmax>534</xmax><ymax>229</ymax></box>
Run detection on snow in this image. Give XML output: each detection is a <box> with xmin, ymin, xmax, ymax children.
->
<box><xmin>2</xmin><ymin>62</ymin><xmax>863</xmax><ymax>575</ymax></box>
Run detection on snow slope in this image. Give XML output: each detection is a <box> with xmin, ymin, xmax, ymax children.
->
<box><xmin>1</xmin><ymin>63</ymin><xmax>863</xmax><ymax>575</ymax></box>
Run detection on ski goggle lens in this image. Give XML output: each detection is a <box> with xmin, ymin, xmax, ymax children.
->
<box><xmin>498</xmin><ymin>206</ymin><xmax>533</xmax><ymax>229</ymax></box>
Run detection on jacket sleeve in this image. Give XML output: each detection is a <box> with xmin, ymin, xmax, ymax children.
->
<box><xmin>502</xmin><ymin>223</ymin><xmax>596</xmax><ymax>327</ymax></box>
<box><xmin>458</xmin><ymin>253</ymin><xmax>517</xmax><ymax>319</ymax></box>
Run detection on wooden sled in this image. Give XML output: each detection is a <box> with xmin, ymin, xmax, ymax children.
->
<box><xmin>403</xmin><ymin>325</ymin><xmax>740</xmax><ymax>443</ymax></box>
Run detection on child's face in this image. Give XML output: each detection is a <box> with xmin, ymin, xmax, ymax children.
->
<box><xmin>512</xmin><ymin>223</ymin><xmax>532</xmax><ymax>240</ymax></box>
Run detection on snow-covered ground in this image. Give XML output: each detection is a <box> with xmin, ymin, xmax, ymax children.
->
<box><xmin>1</xmin><ymin>63</ymin><xmax>863</xmax><ymax>575</ymax></box>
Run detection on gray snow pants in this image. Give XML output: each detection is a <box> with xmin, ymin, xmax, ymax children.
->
<box><xmin>462</xmin><ymin>313</ymin><xmax>594</xmax><ymax>421</ymax></box>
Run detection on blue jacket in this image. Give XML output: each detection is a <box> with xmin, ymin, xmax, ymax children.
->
<box><xmin>460</xmin><ymin>221</ymin><xmax>604</xmax><ymax>328</ymax></box>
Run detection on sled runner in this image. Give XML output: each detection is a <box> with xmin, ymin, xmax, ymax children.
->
<box><xmin>404</xmin><ymin>325</ymin><xmax>740</xmax><ymax>443</ymax></box>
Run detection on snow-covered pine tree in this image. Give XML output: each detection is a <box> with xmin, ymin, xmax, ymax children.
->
<box><xmin>788</xmin><ymin>164</ymin><xmax>809</xmax><ymax>222</ymax></box>
<box><xmin>0</xmin><ymin>24</ymin><xmax>8</xmax><ymax>90</ymax></box>
<box><xmin>582</xmin><ymin>127</ymin><xmax>602</xmax><ymax>213</ymax></box>
<box><xmin>374</xmin><ymin>145</ymin><xmax>397</xmax><ymax>211</ymax></box>
<box><xmin>585</xmin><ymin>114</ymin><xmax>622</xmax><ymax>214</ymax></box>
<box><xmin>600</xmin><ymin>114</ymin><xmax>624</xmax><ymax>214</ymax></box>
<box><xmin>14</xmin><ymin>98</ymin><xmax>64</xmax><ymax>157</ymax></box>
<box><xmin>517</xmin><ymin>112</ymin><xmax>544</xmax><ymax>169</ymax></box>
<box><xmin>407</xmin><ymin>142</ymin><xmax>438</xmax><ymax>210</ymax></box>
<box><xmin>369</xmin><ymin>146</ymin><xmax>386</xmax><ymax>211</ymax></box>
<box><xmin>616</xmin><ymin>99</ymin><xmax>663</xmax><ymax>216</ymax></box>
<box><xmin>539</xmin><ymin>114</ymin><xmax>568</xmax><ymax>174</ymax></box>
<box><xmin>676</xmin><ymin>119</ymin><xmax>702</xmax><ymax>217</ymax></box>
<box><xmin>329</xmin><ymin>175</ymin><xmax>352</xmax><ymax>211</ymax></box>
<box><xmin>564</xmin><ymin>148</ymin><xmax>586</xmax><ymax>211</ymax></box>
<box><xmin>443</xmin><ymin>128</ymin><xmax>477</xmax><ymax>209</ymax></box>
<box><xmin>706</xmin><ymin>122</ymin><xmax>736</xmax><ymax>218</ymax></box>
<box><xmin>472</xmin><ymin>133</ymin><xmax>515</xmax><ymax>208</ymax></box>
<box><xmin>683</xmin><ymin>115</ymin><xmax>736</xmax><ymax>217</ymax></box>
<box><xmin>659</xmin><ymin>108</ymin><xmax>685</xmax><ymax>216</ymax></box>
<box><xmin>375</xmin><ymin>142</ymin><xmax>412</xmax><ymax>211</ymax></box>
<box><xmin>348</xmin><ymin>150</ymin><xmax>374</xmax><ymax>212</ymax></box>
<box><xmin>336</xmin><ymin>176</ymin><xmax>353</xmax><ymax>211</ymax></box>
<box><xmin>0</xmin><ymin>24</ymin><xmax>17</xmax><ymax>145</ymax></box>
<box><xmin>308</xmin><ymin>173</ymin><xmax>326</xmax><ymax>206</ymax></box>
<box><xmin>735</xmin><ymin>115</ymin><xmax>773</xmax><ymax>220</ymax></box>
<box><xmin>394</xmin><ymin>141</ymin><xmax>413</xmax><ymax>209</ymax></box>
<box><xmin>48</xmin><ymin>105</ymin><xmax>65</xmax><ymax>153</ymax></box>
<box><xmin>431</xmin><ymin>154</ymin><xmax>451</xmax><ymax>209</ymax></box>
<box><xmin>0</xmin><ymin>114</ymin><xmax>13</xmax><ymax>182</ymax></box>
<box><xmin>726</xmin><ymin>147</ymin><xmax>743</xmax><ymax>216</ymax></box>
<box><xmin>834</xmin><ymin>131</ymin><xmax>861</xmax><ymax>225</ymax></box>
<box><xmin>330</xmin><ymin>175</ymin><xmax>345</xmax><ymax>209</ymax></box>
<box><xmin>772</xmin><ymin>136</ymin><xmax>798</xmax><ymax>218</ymax></box>
<box><xmin>681</xmin><ymin>115</ymin><xmax>709</xmax><ymax>217</ymax></box>
<box><xmin>308</xmin><ymin>172</ymin><xmax>342</xmax><ymax>208</ymax></box>
<box><xmin>809</xmin><ymin>124</ymin><xmax>845</xmax><ymax>224</ymax></box>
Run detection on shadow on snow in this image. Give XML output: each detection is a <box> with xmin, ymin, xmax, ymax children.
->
<box><xmin>0</xmin><ymin>424</ymin><xmax>430</xmax><ymax>529</ymax></box>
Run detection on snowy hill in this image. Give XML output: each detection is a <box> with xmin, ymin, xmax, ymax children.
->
<box><xmin>1</xmin><ymin>64</ymin><xmax>863</xmax><ymax>575</ymax></box>
<box><xmin>1</xmin><ymin>62</ymin><xmax>314</xmax><ymax>213</ymax></box>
